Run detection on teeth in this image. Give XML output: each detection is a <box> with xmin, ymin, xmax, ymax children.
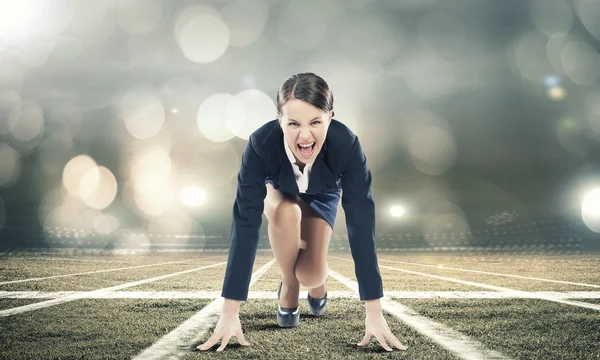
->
<box><xmin>298</xmin><ymin>142</ymin><xmax>314</xmax><ymax>148</ymax></box>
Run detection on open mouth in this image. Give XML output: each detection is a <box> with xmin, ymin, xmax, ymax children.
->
<box><xmin>297</xmin><ymin>141</ymin><xmax>315</xmax><ymax>156</ymax></box>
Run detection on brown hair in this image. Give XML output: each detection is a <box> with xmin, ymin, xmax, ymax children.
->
<box><xmin>276</xmin><ymin>72</ymin><xmax>335</xmax><ymax>118</ymax></box>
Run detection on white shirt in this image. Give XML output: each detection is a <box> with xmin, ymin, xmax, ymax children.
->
<box><xmin>283</xmin><ymin>138</ymin><xmax>313</xmax><ymax>193</ymax></box>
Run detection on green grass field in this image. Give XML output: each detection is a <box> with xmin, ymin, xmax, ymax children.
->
<box><xmin>1</xmin><ymin>251</ymin><xmax>599</xmax><ymax>359</ymax></box>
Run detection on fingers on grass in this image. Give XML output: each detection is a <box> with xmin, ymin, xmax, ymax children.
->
<box><xmin>357</xmin><ymin>332</ymin><xmax>371</xmax><ymax>346</ymax></box>
<box><xmin>197</xmin><ymin>333</ymin><xmax>219</xmax><ymax>350</ymax></box>
<box><xmin>388</xmin><ymin>332</ymin><xmax>407</xmax><ymax>350</ymax></box>
<box><xmin>217</xmin><ymin>335</ymin><xmax>232</xmax><ymax>352</ymax></box>
<box><xmin>236</xmin><ymin>329</ymin><xmax>250</xmax><ymax>346</ymax></box>
<box><xmin>375</xmin><ymin>333</ymin><xmax>393</xmax><ymax>351</ymax></box>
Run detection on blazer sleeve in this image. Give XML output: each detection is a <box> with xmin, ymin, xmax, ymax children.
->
<box><xmin>220</xmin><ymin>134</ymin><xmax>268</xmax><ymax>302</ymax></box>
<box><xmin>340</xmin><ymin>135</ymin><xmax>384</xmax><ymax>301</ymax></box>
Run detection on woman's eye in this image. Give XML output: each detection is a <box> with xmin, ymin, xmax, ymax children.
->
<box><xmin>312</xmin><ymin>121</ymin><xmax>321</xmax><ymax>125</ymax></box>
<box><xmin>289</xmin><ymin>123</ymin><xmax>298</xmax><ymax>126</ymax></box>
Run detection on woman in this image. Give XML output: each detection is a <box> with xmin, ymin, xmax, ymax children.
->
<box><xmin>198</xmin><ymin>73</ymin><xmax>407</xmax><ymax>352</ymax></box>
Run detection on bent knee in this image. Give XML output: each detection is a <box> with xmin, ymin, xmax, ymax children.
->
<box><xmin>270</xmin><ymin>200</ymin><xmax>301</xmax><ymax>227</ymax></box>
<box><xmin>295</xmin><ymin>268</ymin><xmax>327</xmax><ymax>289</ymax></box>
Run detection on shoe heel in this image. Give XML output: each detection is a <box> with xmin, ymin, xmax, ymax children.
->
<box><xmin>277</xmin><ymin>280</ymin><xmax>299</xmax><ymax>327</ymax></box>
<box><xmin>307</xmin><ymin>280</ymin><xmax>327</xmax><ymax>316</ymax></box>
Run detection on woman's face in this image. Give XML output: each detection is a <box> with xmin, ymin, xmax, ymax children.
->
<box><xmin>279</xmin><ymin>98</ymin><xmax>332</xmax><ymax>165</ymax></box>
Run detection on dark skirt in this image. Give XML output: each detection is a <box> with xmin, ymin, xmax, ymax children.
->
<box><xmin>265</xmin><ymin>178</ymin><xmax>341</xmax><ymax>230</ymax></box>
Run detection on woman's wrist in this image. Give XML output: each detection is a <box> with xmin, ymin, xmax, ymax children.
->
<box><xmin>223</xmin><ymin>298</ymin><xmax>241</xmax><ymax>314</ymax></box>
<box><xmin>364</xmin><ymin>298</ymin><xmax>382</xmax><ymax>313</ymax></box>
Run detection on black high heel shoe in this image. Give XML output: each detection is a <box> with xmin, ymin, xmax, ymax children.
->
<box><xmin>307</xmin><ymin>280</ymin><xmax>327</xmax><ymax>316</ymax></box>
<box><xmin>277</xmin><ymin>280</ymin><xmax>299</xmax><ymax>327</ymax></box>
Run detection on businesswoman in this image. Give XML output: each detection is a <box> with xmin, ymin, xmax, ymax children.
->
<box><xmin>198</xmin><ymin>72</ymin><xmax>407</xmax><ymax>352</ymax></box>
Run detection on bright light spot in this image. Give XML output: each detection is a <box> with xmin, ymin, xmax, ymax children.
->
<box><xmin>63</xmin><ymin>155</ymin><xmax>98</xmax><ymax>197</ymax></box>
<box><xmin>197</xmin><ymin>93</ymin><xmax>239</xmax><ymax>142</ymax></box>
<box><xmin>0</xmin><ymin>0</ymin><xmax>36</xmax><ymax>40</ymax></box>
<box><xmin>80</xmin><ymin>166</ymin><xmax>118</xmax><ymax>210</ymax></box>
<box><xmin>228</xmin><ymin>89</ymin><xmax>276</xmax><ymax>140</ymax></box>
<box><xmin>542</xmin><ymin>74</ymin><xmax>563</xmax><ymax>88</ymax></box>
<box><xmin>129</xmin><ymin>146</ymin><xmax>173</xmax><ymax>217</ymax></box>
<box><xmin>390</xmin><ymin>205</ymin><xmax>405</xmax><ymax>217</ymax></box>
<box><xmin>181</xmin><ymin>186</ymin><xmax>207</xmax><ymax>207</ymax></box>
<box><xmin>547</xmin><ymin>86</ymin><xmax>567</xmax><ymax>100</ymax></box>
<box><xmin>582</xmin><ymin>188</ymin><xmax>600</xmax><ymax>233</ymax></box>
<box><xmin>174</xmin><ymin>5</ymin><xmax>230</xmax><ymax>63</ymax></box>
<box><xmin>171</xmin><ymin>108</ymin><xmax>179</xmax><ymax>114</ymax></box>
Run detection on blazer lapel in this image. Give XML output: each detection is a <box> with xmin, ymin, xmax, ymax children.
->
<box><xmin>305</xmin><ymin>142</ymin><xmax>336</xmax><ymax>194</ymax></box>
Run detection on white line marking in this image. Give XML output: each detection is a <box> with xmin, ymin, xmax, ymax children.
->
<box><xmin>331</xmin><ymin>256</ymin><xmax>600</xmax><ymax>312</ymax></box>
<box><xmin>132</xmin><ymin>259</ymin><xmax>276</xmax><ymax>360</ymax></box>
<box><xmin>0</xmin><ymin>257</ymin><xmax>221</xmax><ymax>285</ymax></box>
<box><xmin>1</xmin><ymin>290</ymin><xmax>599</xmax><ymax>299</ymax></box>
<box><xmin>378</xmin><ymin>258</ymin><xmax>600</xmax><ymax>288</ymax></box>
<box><xmin>328</xmin><ymin>268</ymin><xmax>512</xmax><ymax>360</ymax></box>
<box><xmin>0</xmin><ymin>261</ymin><xmax>227</xmax><ymax>317</ymax></box>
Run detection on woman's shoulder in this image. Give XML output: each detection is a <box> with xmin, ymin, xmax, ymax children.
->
<box><xmin>327</xmin><ymin>119</ymin><xmax>358</xmax><ymax>149</ymax></box>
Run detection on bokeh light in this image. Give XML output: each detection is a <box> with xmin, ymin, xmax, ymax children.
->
<box><xmin>117</xmin><ymin>0</ymin><xmax>163</xmax><ymax>35</ymax></box>
<box><xmin>582</xmin><ymin>188</ymin><xmax>600</xmax><ymax>232</ymax></box>
<box><xmin>79</xmin><ymin>166</ymin><xmax>118</xmax><ymax>210</ymax></box>
<box><xmin>0</xmin><ymin>0</ymin><xmax>37</xmax><ymax>42</ymax></box>
<box><xmin>93</xmin><ymin>214</ymin><xmax>120</xmax><ymax>235</ymax></box>
<box><xmin>531</xmin><ymin>0</ymin><xmax>573</xmax><ymax>37</ymax></box>
<box><xmin>221</xmin><ymin>0</ymin><xmax>269</xmax><ymax>47</ymax></box>
<box><xmin>574</xmin><ymin>0</ymin><xmax>600</xmax><ymax>41</ymax></box>
<box><xmin>174</xmin><ymin>5</ymin><xmax>230</xmax><ymax>63</ymax></box>
<box><xmin>197</xmin><ymin>93</ymin><xmax>240</xmax><ymax>142</ymax></box>
<box><xmin>0</xmin><ymin>0</ymin><xmax>599</xmax><ymax>255</ymax></box>
<box><xmin>0</xmin><ymin>143</ymin><xmax>22</xmax><ymax>188</ymax></box>
<box><xmin>62</xmin><ymin>155</ymin><xmax>98</xmax><ymax>198</ymax></box>
<box><xmin>406</xmin><ymin>111</ymin><xmax>456</xmax><ymax>176</ymax></box>
<box><xmin>228</xmin><ymin>89</ymin><xmax>276</xmax><ymax>140</ymax></box>
<box><xmin>117</xmin><ymin>88</ymin><xmax>166</xmax><ymax>140</ymax></box>
<box><xmin>561</xmin><ymin>40</ymin><xmax>600</xmax><ymax>86</ymax></box>
<box><xmin>390</xmin><ymin>205</ymin><xmax>405</xmax><ymax>218</ymax></box>
<box><xmin>9</xmin><ymin>100</ymin><xmax>45</xmax><ymax>142</ymax></box>
<box><xmin>181</xmin><ymin>186</ymin><xmax>208</xmax><ymax>208</ymax></box>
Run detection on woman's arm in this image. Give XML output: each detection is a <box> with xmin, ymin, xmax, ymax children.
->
<box><xmin>220</xmin><ymin>134</ymin><xmax>268</xmax><ymax>303</ymax></box>
<box><xmin>339</xmin><ymin>134</ymin><xmax>384</xmax><ymax>302</ymax></box>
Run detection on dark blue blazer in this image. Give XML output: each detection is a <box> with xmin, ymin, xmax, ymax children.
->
<box><xmin>220</xmin><ymin>119</ymin><xmax>383</xmax><ymax>302</ymax></box>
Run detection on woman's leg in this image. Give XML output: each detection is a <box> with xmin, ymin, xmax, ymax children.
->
<box><xmin>263</xmin><ymin>183</ymin><xmax>303</xmax><ymax>308</ymax></box>
<box><xmin>295</xmin><ymin>200</ymin><xmax>331</xmax><ymax>298</ymax></box>
<box><xmin>264</xmin><ymin>183</ymin><xmax>333</xmax><ymax>306</ymax></box>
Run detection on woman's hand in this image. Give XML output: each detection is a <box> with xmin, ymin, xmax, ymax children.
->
<box><xmin>358</xmin><ymin>304</ymin><xmax>407</xmax><ymax>351</ymax></box>
<box><xmin>197</xmin><ymin>311</ymin><xmax>251</xmax><ymax>352</ymax></box>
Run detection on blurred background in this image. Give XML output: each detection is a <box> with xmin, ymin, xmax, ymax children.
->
<box><xmin>0</xmin><ymin>0</ymin><xmax>599</xmax><ymax>253</ymax></box>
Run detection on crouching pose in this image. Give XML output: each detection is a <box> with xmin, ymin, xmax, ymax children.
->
<box><xmin>198</xmin><ymin>72</ymin><xmax>407</xmax><ymax>353</ymax></box>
